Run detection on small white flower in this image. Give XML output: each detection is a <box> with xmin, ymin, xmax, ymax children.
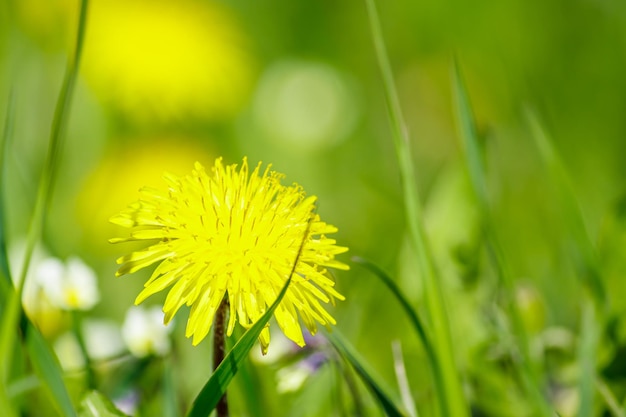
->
<box><xmin>36</xmin><ymin>256</ymin><xmax>100</xmax><ymax>311</ymax></box>
<box><xmin>83</xmin><ymin>319</ymin><xmax>125</xmax><ymax>361</ymax></box>
<box><xmin>122</xmin><ymin>306</ymin><xmax>173</xmax><ymax>358</ymax></box>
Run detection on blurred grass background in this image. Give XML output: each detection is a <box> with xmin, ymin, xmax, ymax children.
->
<box><xmin>2</xmin><ymin>0</ymin><xmax>626</xmax><ymax>415</ymax></box>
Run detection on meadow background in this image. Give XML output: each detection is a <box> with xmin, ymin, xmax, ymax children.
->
<box><xmin>2</xmin><ymin>0</ymin><xmax>626</xmax><ymax>416</ymax></box>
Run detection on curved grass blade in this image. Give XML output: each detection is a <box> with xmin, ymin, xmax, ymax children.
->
<box><xmin>185</xmin><ymin>218</ymin><xmax>312</xmax><ymax>417</ymax></box>
<box><xmin>526</xmin><ymin>111</ymin><xmax>605</xmax><ymax>305</ymax></box>
<box><xmin>352</xmin><ymin>256</ymin><xmax>447</xmax><ymax>416</ymax></box>
<box><xmin>526</xmin><ymin>111</ymin><xmax>605</xmax><ymax>416</ymax></box>
<box><xmin>452</xmin><ymin>62</ymin><xmax>554</xmax><ymax>417</ymax></box>
<box><xmin>326</xmin><ymin>330</ymin><xmax>407</xmax><ymax>417</ymax></box>
<box><xmin>364</xmin><ymin>1</ymin><xmax>468</xmax><ymax>415</ymax></box>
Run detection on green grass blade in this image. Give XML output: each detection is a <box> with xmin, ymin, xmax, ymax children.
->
<box><xmin>364</xmin><ymin>1</ymin><xmax>468</xmax><ymax>416</ymax></box>
<box><xmin>595</xmin><ymin>378</ymin><xmax>626</xmax><ymax>417</ymax></box>
<box><xmin>326</xmin><ymin>330</ymin><xmax>407</xmax><ymax>417</ymax></box>
<box><xmin>526</xmin><ymin>111</ymin><xmax>605</xmax><ymax>305</ymax></box>
<box><xmin>15</xmin><ymin>0</ymin><xmax>90</xmax><ymax>296</ymax></box>
<box><xmin>25</xmin><ymin>327</ymin><xmax>78</xmax><ymax>417</ymax></box>
<box><xmin>391</xmin><ymin>341</ymin><xmax>418</xmax><ymax>417</ymax></box>
<box><xmin>352</xmin><ymin>256</ymin><xmax>447</xmax><ymax>416</ymax></box>
<box><xmin>0</xmin><ymin>91</ymin><xmax>18</xmax><ymax>417</ymax></box>
<box><xmin>450</xmin><ymin>63</ymin><xmax>488</xmax><ymax>210</ymax></box>
<box><xmin>185</xmin><ymin>218</ymin><xmax>312</xmax><ymax>417</ymax></box>
<box><xmin>526</xmin><ymin>111</ymin><xmax>605</xmax><ymax>415</ymax></box>
<box><xmin>0</xmin><ymin>90</ymin><xmax>15</xmax><ymax>285</ymax></box>
<box><xmin>78</xmin><ymin>391</ymin><xmax>129</xmax><ymax>417</ymax></box>
<box><xmin>0</xmin><ymin>0</ymin><xmax>89</xmax><ymax>415</ymax></box>
<box><xmin>186</xmin><ymin>274</ymin><xmax>292</xmax><ymax>417</ymax></box>
<box><xmin>352</xmin><ymin>257</ymin><xmax>431</xmax><ymax>356</ymax></box>
<box><xmin>452</xmin><ymin>63</ymin><xmax>554</xmax><ymax>417</ymax></box>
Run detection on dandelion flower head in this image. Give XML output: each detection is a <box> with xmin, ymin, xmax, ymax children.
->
<box><xmin>110</xmin><ymin>157</ymin><xmax>348</xmax><ymax>353</ymax></box>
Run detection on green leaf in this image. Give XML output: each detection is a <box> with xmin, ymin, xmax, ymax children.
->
<box><xmin>185</xmin><ymin>218</ymin><xmax>313</xmax><ymax>417</ymax></box>
<box><xmin>326</xmin><ymin>330</ymin><xmax>407</xmax><ymax>417</ymax></box>
<box><xmin>79</xmin><ymin>391</ymin><xmax>130</xmax><ymax>417</ymax></box>
<box><xmin>452</xmin><ymin>62</ymin><xmax>554</xmax><ymax>417</ymax></box>
<box><xmin>364</xmin><ymin>0</ymin><xmax>468</xmax><ymax>415</ymax></box>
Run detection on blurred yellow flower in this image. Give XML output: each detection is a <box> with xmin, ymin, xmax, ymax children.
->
<box><xmin>18</xmin><ymin>0</ymin><xmax>256</xmax><ymax>122</ymax></box>
<box><xmin>110</xmin><ymin>158</ymin><xmax>348</xmax><ymax>353</ymax></box>
<box><xmin>82</xmin><ymin>0</ymin><xmax>255</xmax><ymax>122</ymax></box>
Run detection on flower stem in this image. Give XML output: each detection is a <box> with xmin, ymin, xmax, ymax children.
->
<box><xmin>213</xmin><ymin>296</ymin><xmax>229</xmax><ymax>417</ymax></box>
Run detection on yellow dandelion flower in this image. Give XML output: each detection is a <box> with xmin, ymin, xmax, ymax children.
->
<box><xmin>110</xmin><ymin>157</ymin><xmax>348</xmax><ymax>353</ymax></box>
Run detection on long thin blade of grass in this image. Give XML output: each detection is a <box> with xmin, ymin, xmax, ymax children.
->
<box><xmin>353</xmin><ymin>256</ymin><xmax>447</xmax><ymax>416</ymax></box>
<box><xmin>326</xmin><ymin>330</ymin><xmax>407</xmax><ymax>417</ymax></box>
<box><xmin>0</xmin><ymin>0</ymin><xmax>89</xmax><ymax>415</ymax></box>
<box><xmin>0</xmin><ymin>86</ymin><xmax>20</xmax><ymax>417</ymax></box>
<box><xmin>527</xmin><ymin>112</ymin><xmax>605</xmax><ymax>305</ymax></box>
<box><xmin>526</xmin><ymin>111</ymin><xmax>603</xmax><ymax>416</ymax></box>
<box><xmin>0</xmin><ymin>90</ymin><xmax>15</xmax><ymax>285</ymax></box>
<box><xmin>186</xmin><ymin>218</ymin><xmax>312</xmax><ymax>417</ymax></box>
<box><xmin>452</xmin><ymin>63</ymin><xmax>553</xmax><ymax>416</ymax></box>
<box><xmin>391</xmin><ymin>341</ymin><xmax>418</xmax><ymax>417</ymax></box>
<box><xmin>363</xmin><ymin>1</ymin><xmax>468</xmax><ymax>416</ymax></box>
<box><xmin>595</xmin><ymin>377</ymin><xmax>626</xmax><ymax>417</ymax></box>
